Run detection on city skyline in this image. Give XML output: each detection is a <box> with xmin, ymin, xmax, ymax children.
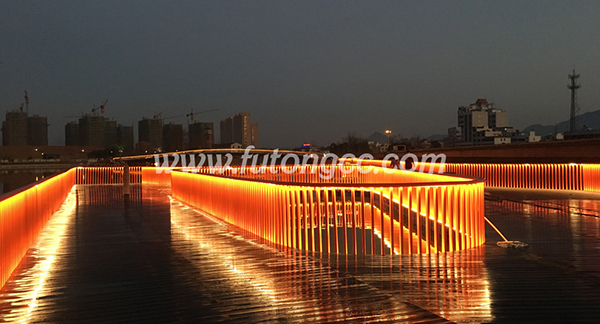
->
<box><xmin>2</xmin><ymin>1</ymin><xmax>600</xmax><ymax>148</ymax></box>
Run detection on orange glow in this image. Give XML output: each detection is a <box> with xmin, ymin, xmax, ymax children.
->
<box><xmin>582</xmin><ymin>164</ymin><xmax>600</xmax><ymax>192</ymax></box>
<box><xmin>0</xmin><ymin>168</ymin><xmax>76</xmax><ymax>290</ymax></box>
<box><xmin>2</xmin><ymin>166</ymin><xmax>143</xmax><ymax>291</ymax></box>
<box><xmin>8</xmin><ymin>188</ymin><xmax>78</xmax><ymax>322</ymax></box>
<box><xmin>170</xmin><ymin>164</ymin><xmax>486</xmax><ymax>256</ymax></box>
<box><xmin>141</xmin><ymin>167</ymin><xmax>172</xmax><ymax>186</ymax></box>
<box><xmin>17</xmin><ymin>161</ymin><xmax>595</xmax><ymax>290</ymax></box>
<box><xmin>425</xmin><ymin>163</ymin><xmax>600</xmax><ymax>193</ymax></box>
<box><xmin>75</xmin><ymin>166</ymin><xmax>141</xmax><ymax>184</ymax></box>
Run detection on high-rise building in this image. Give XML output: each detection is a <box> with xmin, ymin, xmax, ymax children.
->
<box><xmin>220</xmin><ymin>117</ymin><xmax>233</xmax><ymax>145</ymax></box>
<box><xmin>2</xmin><ymin>110</ymin><xmax>28</xmax><ymax>146</ymax></box>
<box><xmin>117</xmin><ymin>125</ymin><xmax>134</xmax><ymax>153</ymax></box>
<box><xmin>104</xmin><ymin>119</ymin><xmax>118</xmax><ymax>149</ymax></box>
<box><xmin>189</xmin><ymin>122</ymin><xmax>214</xmax><ymax>149</ymax></box>
<box><xmin>27</xmin><ymin>115</ymin><xmax>48</xmax><ymax>146</ymax></box>
<box><xmin>138</xmin><ymin>118</ymin><xmax>163</xmax><ymax>150</ymax></box>
<box><xmin>66</xmin><ymin>114</ymin><xmax>130</xmax><ymax>150</ymax></box>
<box><xmin>78</xmin><ymin>115</ymin><xmax>106</xmax><ymax>147</ymax></box>
<box><xmin>65</xmin><ymin>121</ymin><xmax>80</xmax><ymax>146</ymax></box>
<box><xmin>457</xmin><ymin>99</ymin><xmax>513</xmax><ymax>145</ymax></box>
<box><xmin>220</xmin><ymin>112</ymin><xmax>258</xmax><ymax>147</ymax></box>
<box><xmin>2</xmin><ymin>110</ymin><xmax>48</xmax><ymax>146</ymax></box>
<box><xmin>163</xmin><ymin>123</ymin><xmax>184</xmax><ymax>152</ymax></box>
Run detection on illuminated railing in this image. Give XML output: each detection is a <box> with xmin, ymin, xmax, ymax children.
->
<box><xmin>141</xmin><ymin>167</ymin><xmax>172</xmax><ymax>186</ymax></box>
<box><xmin>0</xmin><ymin>168</ymin><xmax>76</xmax><ymax>289</ymax></box>
<box><xmin>143</xmin><ymin>162</ymin><xmax>600</xmax><ymax>192</ymax></box>
<box><xmin>0</xmin><ymin>163</ymin><xmax>488</xmax><ymax>291</ymax></box>
<box><xmin>582</xmin><ymin>164</ymin><xmax>600</xmax><ymax>192</ymax></box>
<box><xmin>1</xmin><ymin>165</ymin><xmax>144</xmax><ymax>290</ymax></box>
<box><xmin>197</xmin><ymin>164</ymin><xmax>467</xmax><ymax>184</ymax></box>
<box><xmin>353</xmin><ymin>159</ymin><xmax>600</xmax><ymax>192</ymax></box>
<box><xmin>75</xmin><ymin>166</ymin><xmax>142</xmax><ymax>184</ymax></box>
<box><xmin>435</xmin><ymin>163</ymin><xmax>600</xmax><ymax>192</ymax></box>
<box><xmin>171</xmin><ymin>165</ymin><xmax>485</xmax><ymax>255</ymax></box>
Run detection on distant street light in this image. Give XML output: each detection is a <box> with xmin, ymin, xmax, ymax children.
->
<box><xmin>385</xmin><ymin>130</ymin><xmax>392</xmax><ymax>143</ymax></box>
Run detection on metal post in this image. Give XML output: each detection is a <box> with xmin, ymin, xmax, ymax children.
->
<box><xmin>123</xmin><ymin>163</ymin><xmax>130</xmax><ymax>197</ymax></box>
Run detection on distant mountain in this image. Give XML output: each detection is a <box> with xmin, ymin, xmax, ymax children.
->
<box><xmin>367</xmin><ymin>132</ymin><xmax>389</xmax><ymax>144</ymax></box>
<box><xmin>522</xmin><ymin>109</ymin><xmax>600</xmax><ymax>135</ymax></box>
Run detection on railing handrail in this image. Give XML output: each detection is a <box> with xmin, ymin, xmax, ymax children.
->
<box><xmin>171</xmin><ymin>168</ymin><xmax>485</xmax><ymax>188</ymax></box>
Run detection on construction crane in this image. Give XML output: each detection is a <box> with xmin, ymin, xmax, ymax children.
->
<box><xmin>99</xmin><ymin>99</ymin><xmax>108</xmax><ymax>115</ymax></box>
<box><xmin>186</xmin><ymin>108</ymin><xmax>219</xmax><ymax>123</ymax></box>
<box><xmin>147</xmin><ymin>112</ymin><xmax>176</xmax><ymax>120</ymax></box>
<box><xmin>148</xmin><ymin>108</ymin><xmax>218</xmax><ymax>123</ymax></box>
<box><xmin>92</xmin><ymin>99</ymin><xmax>108</xmax><ymax>116</ymax></box>
<box><xmin>24</xmin><ymin>90</ymin><xmax>29</xmax><ymax>113</ymax></box>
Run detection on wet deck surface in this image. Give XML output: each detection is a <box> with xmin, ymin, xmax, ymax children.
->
<box><xmin>1</xmin><ymin>185</ymin><xmax>600</xmax><ymax>323</ymax></box>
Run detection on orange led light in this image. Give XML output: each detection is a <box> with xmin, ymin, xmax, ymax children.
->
<box><xmin>1</xmin><ymin>168</ymin><xmax>76</xmax><ymax>290</ymax></box>
<box><xmin>169</xmin><ymin>164</ymin><xmax>486</xmax><ymax>256</ymax></box>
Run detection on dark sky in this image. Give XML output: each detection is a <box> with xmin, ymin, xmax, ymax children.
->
<box><xmin>2</xmin><ymin>1</ymin><xmax>600</xmax><ymax>148</ymax></box>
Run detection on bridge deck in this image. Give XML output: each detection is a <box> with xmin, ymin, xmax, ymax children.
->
<box><xmin>1</xmin><ymin>185</ymin><xmax>600</xmax><ymax>323</ymax></box>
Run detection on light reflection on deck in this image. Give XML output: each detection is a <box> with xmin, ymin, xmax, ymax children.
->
<box><xmin>2</xmin><ymin>185</ymin><xmax>600</xmax><ymax>322</ymax></box>
<box><xmin>0</xmin><ymin>188</ymin><xmax>77</xmax><ymax>323</ymax></box>
<box><xmin>167</xmin><ymin>192</ymin><xmax>455</xmax><ymax>322</ymax></box>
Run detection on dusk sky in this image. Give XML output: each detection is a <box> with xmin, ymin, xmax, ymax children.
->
<box><xmin>2</xmin><ymin>1</ymin><xmax>600</xmax><ymax>148</ymax></box>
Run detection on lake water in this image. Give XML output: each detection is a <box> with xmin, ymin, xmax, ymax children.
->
<box><xmin>0</xmin><ymin>167</ymin><xmax>68</xmax><ymax>194</ymax></box>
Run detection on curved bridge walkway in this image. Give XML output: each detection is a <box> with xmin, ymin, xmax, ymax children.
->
<box><xmin>2</xmin><ymin>184</ymin><xmax>600</xmax><ymax>323</ymax></box>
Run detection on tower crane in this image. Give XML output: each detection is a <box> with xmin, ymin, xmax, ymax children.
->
<box><xmin>99</xmin><ymin>99</ymin><xmax>108</xmax><ymax>115</ymax></box>
<box><xmin>148</xmin><ymin>108</ymin><xmax>218</xmax><ymax>123</ymax></box>
<box><xmin>148</xmin><ymin>112</ymin><xmax>179</xmax><ymax>121</ymax></box>
<box><xmin>92</xmin><ymin>99</ymin><xmax>108</xmax><ymax>116</ymax></box>
<box><xmin>24</xmin><ymin>90</ymin><xmax>29</xmax><ymax>113</ymax></box>
<box><xmin>186</xmin><ymin>108</ymin><xmax>219</xmax><ymax>123</ymax></box>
